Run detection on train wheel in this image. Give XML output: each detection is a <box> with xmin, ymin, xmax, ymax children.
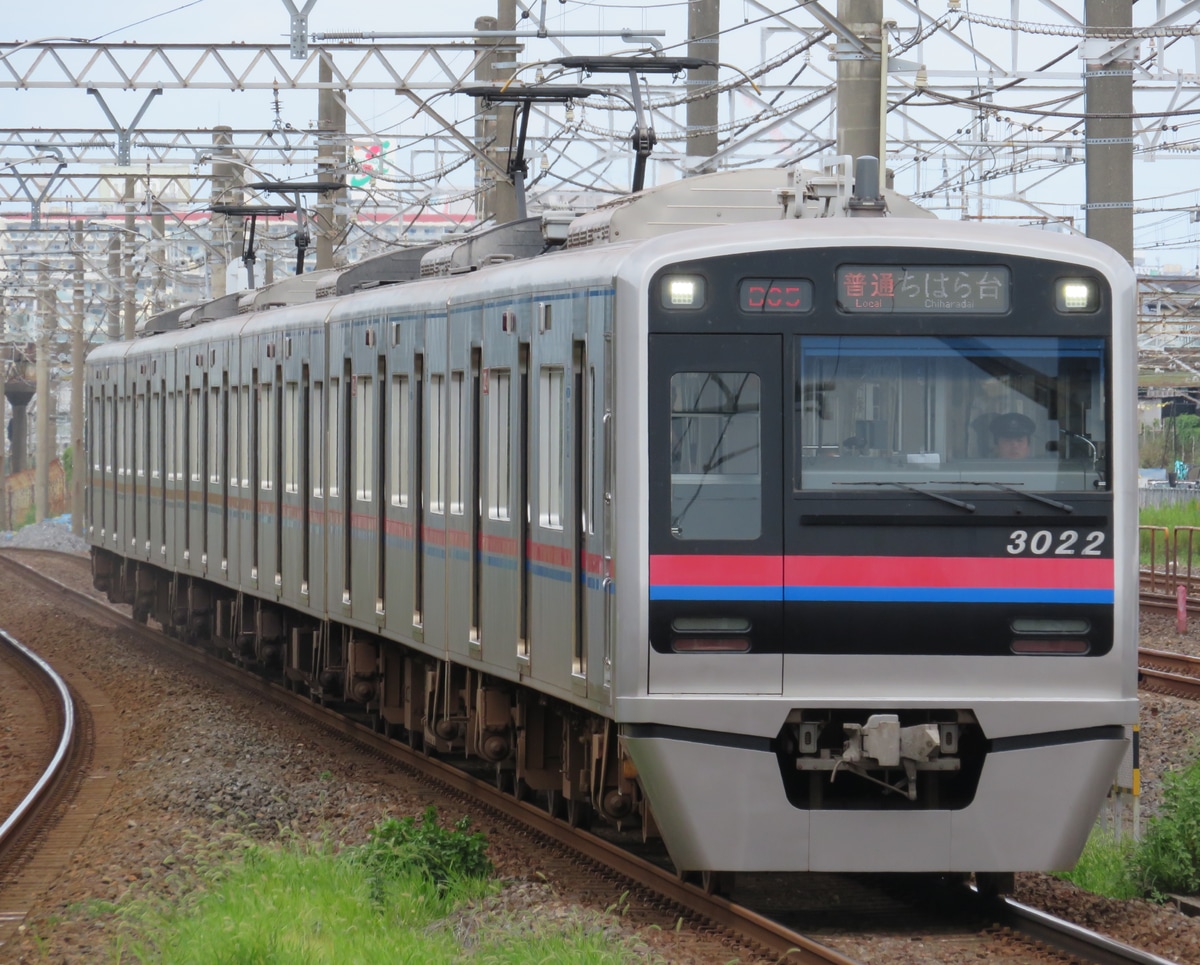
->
<box><xmin>565</xmin><ymin>796</ymin><xmax>591</xmax><ymax>830</ymax></box>
<box><xmin>974</xmin><ymin>872</ymin><xmax>1014</xmax><ymax>900</ymax></box>
<box><xmin>676</xmin><ymin>869</ymin><xmax>732</xmax><ymax>897</ymax></box>
<box><xmin>495</xmin><ymin>765</ymin><xmax>514</xmax><ymax>795</ymax></box>
<box><xmin>543</xmin><ymin>789</ymin><xmax>564</xmax><ymax>819</ymax></box>
<box><xmin>701</xmin><ymin>871</ymin><xmax>734</xmax><ymax>897</ymax></box>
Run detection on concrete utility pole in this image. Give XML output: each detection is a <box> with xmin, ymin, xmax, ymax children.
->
<box><xmin>35</xmin><ymin>262</ymin><xmax>51</xmax><ymax>523</ymax></box>
<box><xmin>473</xmin><ymin>1</ymin><xmax>519</xmax><ymax>224</ymax></box>
<box><xmin>316</xmin><ymin>53</ymin><xmax>347</xmax><ymax>270</ymax></box>
<box><xmin>9</xmin><ymin>381</ymin><xmax>28</xmax><ymax>475</ymax></box>
<box><xmin>105</xmin><ymin>233</ymin><xmax>121</xmax><ymax>340</ymax></box>
<box><xmin>1084</xmin><ymin>0</ymin><xmax>1134</xmax><ymax>262</ymax></box>
<box><xmin>686</xmin><ymin>0</ymin><xmax>720</xmax><ymax>169</ymax></box>
<box><xmin>835</xmin><ymin>0</ymin><xmax>883</xmax><ymax>165</ymax></box>
<box><xmin>123</xmin><ymin>176</ymin><xmax>138</xmax><ymax>339</ymax></box>
<box><xmin>71</xmin><ymin>220</ymin><xmax>84</xmax><ymax>535</ymax></box>
<box><xmin>150</xmin><ymin>208</ymin><xmax>166</xmax><ymax>314</ymax></box>
<box><xmin>474</xmin><ymin>16</ymin><xmax>499</xmax><ymax>223</ymax></box>
<box><xmin>209</xmin><ymin>126</ymin><xmax>241</xmax><ymax>297</ymax></box>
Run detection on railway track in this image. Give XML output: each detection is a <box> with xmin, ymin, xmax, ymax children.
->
<box><xmin>1139</xmin><ymin>568</ymin><xmax>1200</xmax><ymax>617</ymax></box>
<box><xmin>1139</xmin><ymin>648</ymin><xmax>1200</xmax><ymax>700</ymax></box>
<box><xmin>1138</xmin><ymin>583</ymin><xmax>1200</xmax><ymax>700</ymax></box>
<box><xmin>0</xmin><ymin>550</ymin><xmax>1186</xmax><ymax>965</ymax></box>
<box><xmin>0</xmin><ymin>624</ymin><xmax>97</xmax><ymax>951</ymax></box>
<box><xmin>0</xmin><ymin>627</ymin><xmax>74</xmax><ymax>864</ymax></box>
<box><xmin>997</xmin><ymin>898</ymin><xmax>1181</xmax><ymax>965</ymax></box>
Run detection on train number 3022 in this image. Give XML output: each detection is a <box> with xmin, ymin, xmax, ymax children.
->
<box><xmin>1005</xmin><ymin>530</ymin><xmax>1106</xmax><ymax>556</ymax></box>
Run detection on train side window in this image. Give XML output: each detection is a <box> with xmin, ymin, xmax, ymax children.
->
<box><xmin>669</xmin><ymin>371</ymin><xmax>762</xmax><ymax>540</ymax></box>
<box><xmin>239</xmin><ymin>386</ymin><xmax>250</xmax><ymax>489</ymax></box>
<box><xmin>539</xmin><ymin>366</ymin><xmax>565</xmax><ymax>530</ymax></box>
<box><xmin>449</xmin><ymin>371</ymin><xmax>464</xmax><ymax>515</ymax></box>
<box><xmin>226</xmin><ymin>388</ymin><xmax>237</xmax><ymax>489</ymax></box>
<box><xmin>390</xmin><ymin>375</ymin><xmax>409</xmax><ymax>507</ymax></box>
<box><xmin>150</xmin><ymin>391</ymin><xmax>160</xmax><ymax>479</ymax></box>
<box><xmin>312</xmin><ymin>381</ymin><xmax>324</xmax><ymax>498</ymax></box>
<box><xmin>586</xmin><ymin>365</ymin><xmax>596</xmax><ymax>536</ymax></box>
<box><xmin>115</xmin><ymin>395</ymin><xmax>124</xmax><ymax>477</ymax></box>
<box><xmin>430</xmin><ymin>373</ymin><xmax>445</xmax><ymax>515</ymax></box>
<box><xmin>163</xmin><ymin>393</ymin><xmax>172</xmax><ymax>481</ymax></box>
<box><xmin>328</xmin><ymin>377</ymin><xmax>340</xmax><ymax>498</ymax></box>
<box><xmin>91</xmin><ymin>393</ymin><xmax>102</xmax><ymax>471</ymax></box>
<box><xmin>208</xmin><ymin>387</ymin><xmax>220</xmax><ymax>484</ymax></box>
<box><xmin>488</xmin><ymin>369</ymin><xmax>511</xmax><ymax>520</ymax></box>
<box><xmin>125</xmin><ymin>393</ymin><xmax>133</xmax><ymax>477</ymax></box>
<box><xmin>190</xmin><ymin>387</ymin><xmax>201</xmax><ymax>483</ymax></box>
<box><xmin>175</xmin><ymin>391</ymin><xmax>185</xmax><ymax>483</ymax></box>
<box><xmin>284</xmin><ymin>382</ymin><xmax>299</xmax><ymax>494</ymax></box>
<box><xmin>231</xmin><ymin>387</ymin><xmax>242</xmax><ymax>489</ymax></box>
<box><xmin>355</xmin><ymin>375</ymin><xmax>373</xmax><ymax>501</ymax></box>
<box><xmin>136</xmin><ymin>393</ymin><xmax>147</xmax><ymax>478</ymax></box>
<box><xmin>259</xmin><ymin>382</ymin><xmax>274</xmax><ymax>491</ymax></box>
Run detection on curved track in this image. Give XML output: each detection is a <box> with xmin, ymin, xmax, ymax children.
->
<box><xmin>0</xmin><ymin>626</ymin><xmax>80</xmax><ymax>949</ymax></box>
<box><xmin>0</xmin><ymin>628</ymin><xmax>73</xmax><ymax>855</ymax></box>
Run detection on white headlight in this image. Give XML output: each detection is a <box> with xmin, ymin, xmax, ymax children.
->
<box><xmin>1057</xmin><ymin>278</ymin><xmax>1096</xmax><ymax>312</ymax></box>
<box><xmin>661</xmin><ymin>274</ymin><xmax>705</xmax><ymax>309</ymax></box>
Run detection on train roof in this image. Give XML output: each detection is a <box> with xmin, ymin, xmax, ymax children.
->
<box><xmin>179</xmin><ymin>292</ymin><xmax>241</xmax><ymax>328</ymax></box>
<box><xmin>564</xmin><ymin>160</ymin><xmax>931</xmax><ymax>248</ymax></box>
<box><xmin>236</xmin><ymin>267</ymin><xmax>342</xmax><ymax>313</ymax></box>
<box><xmin>128</xmin><ymin>161</ymin><xmax>941</xmax><ymax>337</ymax></box>
<box><xmin>332</xmin><ymin>244</ymin><xmax>436</xmax><ymax>296</ymax></box>
<box><xmin>418</xmin><ymin>217</ymin><xmax>549</xmax><ymax>277</ymax></box>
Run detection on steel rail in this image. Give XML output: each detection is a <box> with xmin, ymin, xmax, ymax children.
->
<box><xmin>1138</xmin><ymin>647</ymin><xmax>1200</xmax><ymax>700</ymax></box>
<box><xmin>1140</xmin><ymin>590</ymin><xmax>1200</xmax><ymax>616</ymax></box>
<box><xmin>0</xmin><ymin>629</ymin><xmax>75</xmax><ymax>854</ymax></box>
<box><xmin>1000</xmin><ymin>897</ymin><xmax>1182</xmax><ymax>965</ymax></box>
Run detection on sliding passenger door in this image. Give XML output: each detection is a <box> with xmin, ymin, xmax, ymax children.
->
<box><xmin>646</xmin><ymin>334</ymin><xmax>784</xmax><ymax>694</ymax></box>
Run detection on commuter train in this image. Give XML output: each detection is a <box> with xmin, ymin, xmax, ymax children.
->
<box><xmin>86</xmin><ymin>158</ymin><xmax>1138</xmax><ymax>886</ymax></box>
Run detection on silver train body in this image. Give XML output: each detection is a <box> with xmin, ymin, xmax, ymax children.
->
<box><xmin>87</xmin><ymin>163</ymin><xmax>1138</xmax><ymax>878</ymax></box>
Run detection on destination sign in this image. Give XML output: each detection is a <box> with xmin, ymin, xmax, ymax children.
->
<box><xmin>836</xmin><ymin>265</ymin><xmax>1011</xmax><ymax>314</ymax></box>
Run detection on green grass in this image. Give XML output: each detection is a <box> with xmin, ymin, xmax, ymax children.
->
<box><xmin>1061</xmin><ymin>762</ymin><xmax>1200</xmax><ymax>901</ymax></box>
<box><xmin>111</xmin><ymin>813</ymin><xmax>648</xmax><ymax>965</ymax></box>
<box><xmin>1055</xmin><ymin>829</ymin><xmax>1142</xmax><ymax>899</ymax></box>
<box><xmin>1139</xmin><ymin>505</ymin><xmax>1200</xmax><ymax>569</ymax></box>
<box><xmin>1135</xmin><ymin>763</ymin><xmax>1200</xmax><ymax>898</ymax></box>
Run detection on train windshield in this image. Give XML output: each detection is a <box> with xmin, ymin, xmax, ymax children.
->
<box><xmin>796</xmin><ymin>336</ymin><xmax>1107</xmax><ymax>493</ymax></box>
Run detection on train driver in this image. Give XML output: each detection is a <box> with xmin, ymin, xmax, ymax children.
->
<box><xmin>990</xmin><ymin>412</ymin><xmax>1035</xmax><ymax>459</ymax></box>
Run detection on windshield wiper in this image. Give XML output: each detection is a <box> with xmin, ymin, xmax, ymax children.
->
<box><xmin>959</xmin><ymin>480</ymin><xmax>1074</xmax><ymax>513</ymax></box>
<box><xmin>835</xmin><ymin>481</ymin><xmax>976</xmax><ymax>512</ymax></box>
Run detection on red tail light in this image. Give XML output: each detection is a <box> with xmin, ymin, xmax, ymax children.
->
<box><xmin>671</xmin><ymin>637</ymin><xmax>751</xmax><ymax>653</ymax></box>
<box><xmin>1011</xmin><ymin>639</ymin><xmax>1090</xmax><ymax>654</ymax></box>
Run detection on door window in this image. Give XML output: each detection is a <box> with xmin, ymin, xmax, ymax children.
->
<box><xmin>669</xmin><ymin>372</ymin><xmax>762</xmax><ymax>540</ymax></box>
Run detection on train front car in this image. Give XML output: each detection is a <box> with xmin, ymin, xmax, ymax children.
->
<box><xmin>618</xmin><ymin>218</ymin><xmax>1137</xmax><ymax>878</ymax></box>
